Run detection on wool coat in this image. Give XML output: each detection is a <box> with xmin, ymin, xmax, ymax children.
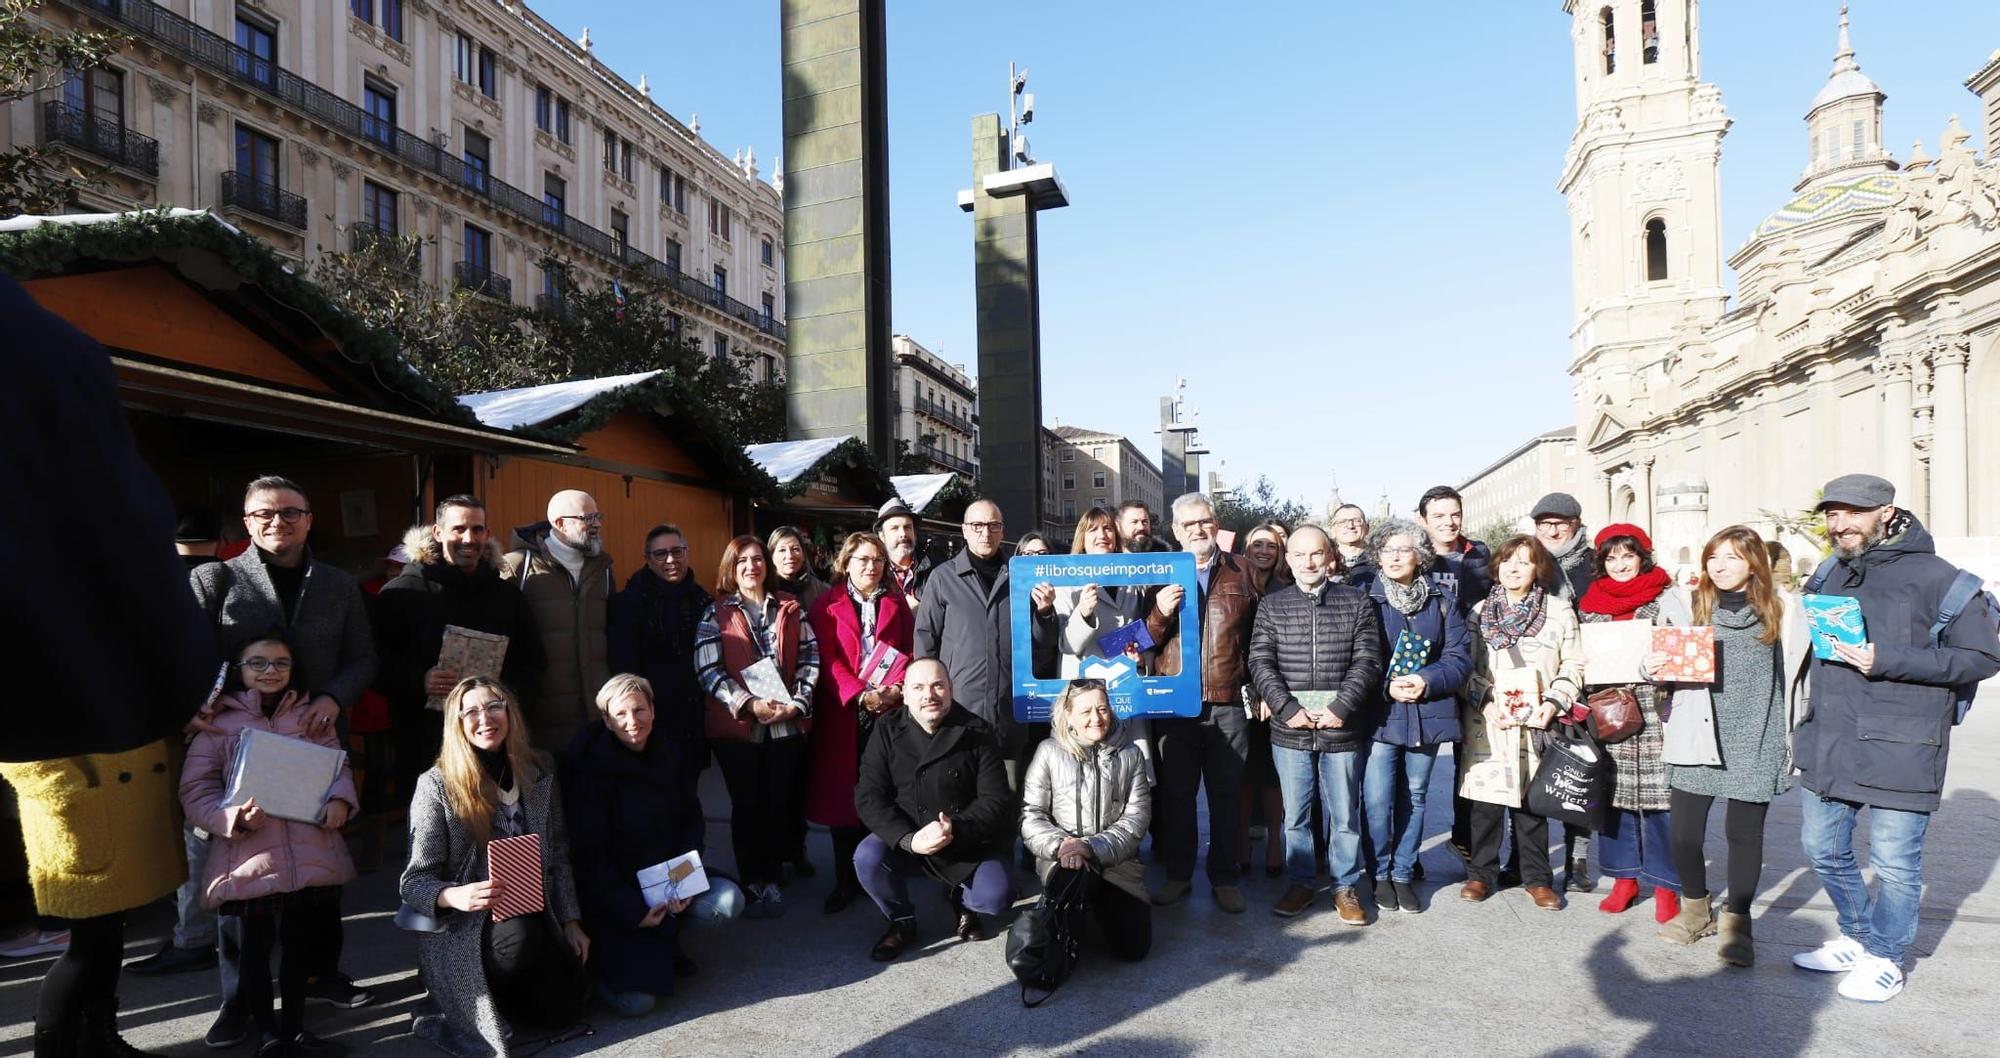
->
<box><xmin>374</xmin><ymin>529</ymin><xmax>547</xmax><ymax>720</ymax></box>
<box><xmin>190</xmin><ymin>548</ymin><xmax>378</xmax><ymax>712</ymax></box>
<box><xmin>1462</xmin><ymin>594</ymin><xmax>1586</xmax><ymax>808</ymax></box>
<box><xmin>607</xmin><ymin>568</ymin><xmax>712</xmax><ymax>755</ymax></box>
<box><xmin>0</xmin><ymin>740</ymin><xmax>184</xmax><ymax>918</ymax></box>
<box><xmin>399</xmin><ymin>763</ymin><xmax>582</xmax><ymax>1058</ymax></box>
<box><xmin>854</xmin><ymin>704</ymin><xmax>1014</xmax><ymax>884</ymax></box>
<box><xmin>180</xmin><ymin>690</ymin><xmax>359</xmax><ymax>907</ymax></box>
<box><xmin>915</xmin><ymin>549</ymin><xmax>1032</xmax><ymax>746</ymax></box>
<box><xmin>806</xmin><ymin>586</ymin><xmax>914</xmax><ymax>828</ymax></box>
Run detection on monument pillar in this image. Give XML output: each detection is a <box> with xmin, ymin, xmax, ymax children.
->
<box><xmin>1930</xmin><ymin>336</ymin><xmax>1971</xmax><ymax>535</ymax></box>
<box><xmin>781</xmin><ymin>0</ymin><xmax>894</xmax><ymax>461</ymax></box>
<box><xmin>1876</xmin><ymin>318</ymin><xmax>1916</xmax><ymax>496</ymax></box>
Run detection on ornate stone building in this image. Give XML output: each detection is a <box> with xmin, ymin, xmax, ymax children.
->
<box><xmin>11</xmin><ymin>0</ymin><xmax>787</xmax><ymax>372</ymax></box>
<box><xmin>889</xmin><ymin>334</ymin><xmax>979</xmax><ymax>478</ymax></box>
<box><xmin>1554</xmin><ymin>1</ymin><xmax>2000</xmax><ymax>576</ymax></box>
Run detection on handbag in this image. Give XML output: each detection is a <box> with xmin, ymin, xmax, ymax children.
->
<box><xmin>1005</xmin><ymin>868</ymin><xmax>1091</xmax><ymax>1007</ymax></box>
<box><xmin>1586</xmin><ymin>686</ymin><xmax>1644</xmax><ymax>744</ymax></box>
<box><xmin>1526</xmin><ymin>723</ymin><xmax>1614</xmax><ymax>831</ymax></box>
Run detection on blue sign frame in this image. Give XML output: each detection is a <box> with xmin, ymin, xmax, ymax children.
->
<box><xmin>1009</xmin><ymin>552</ymin><xmax>1203</xmax><ymax>723</ymax></box>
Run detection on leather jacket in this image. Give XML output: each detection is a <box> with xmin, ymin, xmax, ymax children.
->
<box><xmin>1145</xmin><ymin>550</ymin><xmax>1258</xmax><ymax>703</ymax></box>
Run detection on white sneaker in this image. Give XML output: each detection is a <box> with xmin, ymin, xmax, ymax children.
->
<box><xmin>1792</xmin><ymin>935</ymin><xmax>1865</xmax><ymax>972</ymax></box>
<box><xmin>1837</xmin><ymin>955</ymin><xmax>1906</xmax><ymax>1003</ymax></box>
<box><xmin>0</xmin><ymin>929</ymin><xmax>69</xmax><ymax>958</ymax></box>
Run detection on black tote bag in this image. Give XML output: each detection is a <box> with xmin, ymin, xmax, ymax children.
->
<box><xmin>1526</xmin><ymin>723</ymin><xmax>1613</xmax><ymax>830</ymax></box>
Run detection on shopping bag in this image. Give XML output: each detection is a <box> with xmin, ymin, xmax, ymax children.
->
<box><xmin>1525</xmin><ymin>724</ymin><xmax>1613</xmax><ymax>830</ymax></box>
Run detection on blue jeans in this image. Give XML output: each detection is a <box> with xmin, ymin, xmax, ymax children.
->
<box><xmin>1363</xmin><ymin>742</ymin><xmax>1440</xmax><ymax>883</ymax></box>
<box><xmin>852</xmin><ymin>834</ymin><xmax>1011</xmax><ymax>922</ymax></box>
<box><xmin>1271</xmin><ymin>744</ymin><xmax>1364</xmax><ymax>890</ymax></box>
<box><xmin>1597</xmin><ymin>807</ymin><xmax>1680</xmax><ymax>892</ymax></box>
<box><xmin>684</xmin><ymin>878</ymin><xmax>745</xmax><ymax>926</ymax></box>
<box><xmin>1800</xmin><ymin>792</ymin><xmax>1931</xmax><ymax>965</ymax></box>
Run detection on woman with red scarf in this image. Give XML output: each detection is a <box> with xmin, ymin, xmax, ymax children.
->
<box><xmin>1577</xmin><ymin>524</ymin><xmax>1686</xmax><ymax>921</ymax></box>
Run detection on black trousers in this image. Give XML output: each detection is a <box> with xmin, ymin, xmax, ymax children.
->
<box><xmin>1668</xmin><ymin>787</ymin><xmax>1771</xmax><ymax>914</ymax></box>
<box><xmin>392</xmin><ymin>705</ymin><xmax>447</xmax><ymax>820</ymax></box>
<box><xmin>1153</xmin><ymin>702</ymin><xmax>1248</xmax><ymax>886</ymax></box>
<box><xmin>230</xmin><ymin>889</ymin><xmax>337</xmax><ymax>1038</ymax></box>
<box><xmin>712</xmin><ymin>735</ymin><xmax>808</xmax><ymax>887</ymax></box>
<box><xmin>1468</xmin><ymin>801</ymin><xmax>1552</xmax><ymax>889</ymax></box>
<box><xmin>36</xmin><ymin>913</ymin><xmax>123</xmax><ymax>1038</ymax></box>
<box><xmin>1047</xmin><ymin>867</ymin><xmax>1151</xmax><ymax>962</ymax></box>
<box><xmin>483</xmin><ymin>914</ymin><xmax>588</xmax><ymax>1029</ymax></box>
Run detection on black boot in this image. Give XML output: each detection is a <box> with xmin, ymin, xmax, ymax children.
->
<box><xmin>33</xmin><ymin>1022</ymin><xmax>78</xmax><ymax>1058</ymax></box>
<box><xmin>80</xmin><ymin>998</ymin><xmax>163</xmax><ymax>1058</ymax></box>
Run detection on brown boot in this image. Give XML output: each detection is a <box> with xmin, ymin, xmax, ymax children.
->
<box><xmin>1658</xmin><ymin>897</ymin><xmax>1716</xmax><ymax>945</ymax></box>
<box><xmin>1716</xmin><ymin>909</ymin><xmax>1754</xmax><ymax>967</ymax></box>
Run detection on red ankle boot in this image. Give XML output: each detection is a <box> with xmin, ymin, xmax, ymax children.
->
<box><xmin>1653</xmin><ymin>888</ymin><xmax>1680</xmax><ymax>924</ymax></box>
<box><xmin>1599</xmin><ymin>878</ymin><xmax>1640</xmax><ymax>913</ymax></box>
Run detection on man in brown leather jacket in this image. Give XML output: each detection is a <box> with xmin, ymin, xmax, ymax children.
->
<box><xmin>1142</xmin><ymin>492</ymin><xmax>1258</xmax><ymax>913</ymax></box>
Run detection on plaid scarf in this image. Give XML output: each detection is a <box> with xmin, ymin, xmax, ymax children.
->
<box><xmin>1479</xmin><ymin>584</ymin><xmax>1547</xmax><ymax>651</ymax></box>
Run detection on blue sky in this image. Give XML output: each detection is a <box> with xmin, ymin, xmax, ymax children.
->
<box><xmin>540</xmin><ymin>0</ymin><xmax>1998</xmax><ymax>521</ymax></box>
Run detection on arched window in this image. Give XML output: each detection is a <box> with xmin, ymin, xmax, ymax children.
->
<box><xmin>1601</xmin><ymin>8</ymin><xmax>1616</xmax><ymax>74</ymax></box>
<box><xmin>1641</xmin><ymin>1</ymin><xmax>1659</xmax><ymax>64</ymax></box>
<box><xmin>1645</xmin><ymin>218</ymin><xmax>1669</xmax><ymax>281</ymax></box>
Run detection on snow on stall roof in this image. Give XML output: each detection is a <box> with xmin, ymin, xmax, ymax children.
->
<box><xmin>745</xmin><ymin>436</ymin><xmax>851</xmax><ymax>485</ymax></box>
<box><xmin>0</xmin><ymin>207</ymin><xmax>238</xmax><ymax>235</ymax></box>
<box><xmin>459</xmin><ymin>370</ymin><xmax>663</xmax><ymax>430</ymax></box>
<box><xmin>893</xmin><ymin>473</ymin><xmax>956</xmax><ymax>514</ymax></box>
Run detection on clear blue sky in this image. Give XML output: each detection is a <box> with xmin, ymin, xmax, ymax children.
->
<box><xmin>541</xmin><ymin>0</ymin><xmax>1997</xmax><ymax>521</ymax></box>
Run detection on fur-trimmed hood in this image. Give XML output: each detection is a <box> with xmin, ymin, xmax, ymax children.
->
<box><xmin>399</xmin><ymin>524</ymin><xmax>506</xmax><ymax>572</ymax></box>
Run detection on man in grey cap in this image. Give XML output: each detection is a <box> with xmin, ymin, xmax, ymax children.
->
<box><xmin>876</xmin><ymin>498</ymin><xmax>934</xmax><ymax>606</ymax></box>
<box><xmin>1531</xmin><ymin>492</ymin><xmax>1592</xmax><ymax>603</ymax></box>
<box><xmin>1789</xmin><ymin>473</ymin><xmax>2000</xmax><ymax>1002</ymax></box>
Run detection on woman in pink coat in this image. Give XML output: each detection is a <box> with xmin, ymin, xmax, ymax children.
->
<box><xmin>806</xmin><ymin>532</ymin><xmax>914</xmax><ymax>915</ymax></box>
<box><xmin>181</xmin><ymin>632</ymin><xmax>358</xmax><ymax>1058</ymax></box>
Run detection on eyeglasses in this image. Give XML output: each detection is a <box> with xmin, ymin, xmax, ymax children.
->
<box><xmin>1176</xmin><ymin>518</ymin><xmax>1216</xmax><ymax>531</ymax></box>
<box><xmin>850</xmin><ymin>555</ymin><xmax>885</xmax><ymax>566</ymax></box>
<box><xmin>237</xmin><ymin>657</ymin><xmax>294</xmax><ymax>672</ymax></box>
<box><xmin>458</xmin><ymin>702</ymin><xmax>508</xmax><ymax>720</ymax></box>
<box><xmin>556</xmin><ymin>513</ymin><xmax>604</xmax><ymax>525</ymax></box>
<box><xmin>964</xmin><ymin>521</ymin><xmax>1004</xmax><ymax>534</ymax></box>
<box><xmin>1332</xmin><ymin>518</ymin><xmax>1365</xmax><ymax>528</ymax></box>
<box><xmin>245</xmin><ymin>507</ymin><xmax>309</xmax><ymax>525</ymax></box>
<box><xmin>647</xmin><ymin>546</ymin><xmax>689</xmax><ymax>560</ymax></box>
<box><xmin>1379</xmin><ymin>547</ymin><xmax>1419</xmax><ymax>558</ymax></box>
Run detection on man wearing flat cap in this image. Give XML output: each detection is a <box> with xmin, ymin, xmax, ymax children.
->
<box><xmin>875</xmin><ymin>498</ymin><xmax>933</xmax><ymax>608</ymax></box>
<box><xmin>1531</xmin><ymin>493</ymin><xmax>1592</xmax><ymax>603</ymax></box>
<box><xmin>1788</xmin><ymin>473</ymin><xmax>2000</xmax><ymax>1003</ymax></box>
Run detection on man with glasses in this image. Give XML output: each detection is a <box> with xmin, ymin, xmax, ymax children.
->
<box><xmin>1531</xmin><ymin>492</ymin><xmax>1592</xmax><ymax>603</ymax></box>
<box><xmin>502</xmin><ymin>489</ymin><xmax>615</xmax><ymax>752</ymax></box>
<box><xmin>374</xmin><ymin>495</ymin><xmax>546</xmax><ymax>817</ymax></box>
<box><xmin>1330</xmin><ymin>504</ymin><xmax>1372</xmax><ymax>580</ymax></box>
<box><xmin>610</xmin><ymin>524</ymin><xmax>712</xmax><ymax>771</ymax></box>
<box><xmin>1141</xmin><ymin>492</ymin><xmax>1259</xmax><ymax>914</ymax></box>
<box><xmin>176</xmin><ymin>476</ymin><xmax>378</xmax><ymax>1037</ymax></box>
<box><xmin>1789</xmin><ymin>474</ymin><xmax>1999</xmax><ymax>1003</ymax></box>
<box><xmin>915</xmin><ymin>498</ymin><xmax>1055</xmax><ymax>791</ymax></box>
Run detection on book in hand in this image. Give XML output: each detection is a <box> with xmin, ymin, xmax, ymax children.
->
<box><xmin>857</xmin><ymin>640</ymin><xmax>909</xmax><ymax>689</ymax></box>
<box><xmin>1801</xmin><ymin>594</ymin><xmax>1867</xmax><ymax>660</ymax></box>
<box><xmin>1386</xmin><ymin>629</ymin><xmax>1433</xmax><ymax>679</ymax></box>
<box><xmin>637</xmin><ymin>851</ymin><xmax>711</xmax><ymax>908</ymax></box>
<box><xmin>486</xmin><ymin>834</ymin><xmax>545</xmax><ymax>921</ymax></box>
<box><xmin>1096</xmin><ymin>619</ymin><xmax>1156</xmax><ymax>661</ymax></box>
<box><xmin>222</xmin><ymin>727</ymin><xmax>347</xmax><ymax>825</ymax></box>
<box><xmin>737</xmin><ymin>656</ymin><xmax>794</xmax><ymax>706</ymax></box>
<box><xmin>428</xmin><ymin>625</ymin><xmax>510</xmax><ymax>711</ymax></box>
<box><xmin>1292</xmin><ymin>690</ymin><xmax>1341</xmax><ymax>715</ymax></box>
<box><xmin>1580</xmin><ymin>621</ymin><xmax>1653</xmax><ymax>685</ymax></box>
<box><xmin>1650</xmin><ymin>626</ymin><xmax>1716</xmax><ymax>683</ymax></box>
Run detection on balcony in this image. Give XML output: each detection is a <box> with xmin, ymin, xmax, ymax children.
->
<box><xmin>455</xmin><ymin>261</ymin><xmax>512</xmax><ymax>302</ymax></box>
<box><xmin>924</xmin><ymin>448</ymin><xmax>979</xmax><ymax>476</ymax></box>
<box><xmin>59</xmin><ymin>0</ymin><xmax>790</xmax><ymax>341</ymax></box>
<box><xmin>41</xmin><ymin>100</ymin><xmax>158</xmax><ymax>177</ymax></box>
<box><xmin>349</xmin><ymin>222</ymin><xmax>420</xmax><ymax>273</ymax></box>
<box><xmin>219</xmin><ymin>171</ymin><xmax>306</xmax><ymax>229</ymax></box>
<box><xmin>915</xmin><ymin>397</ymin><xmax>977</xmax><ymax>436</ymax></box>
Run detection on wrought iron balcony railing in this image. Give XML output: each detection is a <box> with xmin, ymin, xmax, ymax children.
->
<box><xmin>219</xmin><ymin>170</ymin><xmax>307</xmax><ymax>228</ymax></box>
<box><xmin>41</xmin><ymin>100</ymin><xmax>159</xmax><ymax>176</ymax></box>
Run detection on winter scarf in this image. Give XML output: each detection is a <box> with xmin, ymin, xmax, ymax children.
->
<box><xmin>1550</xmin><ymin>530</ymin><xmax>1592</xmax><ymax>577</ymax></box>
<box><xmin>1578</xmin><ymin>567</ymin><xmax>1673</xmax><ymax>620</ymax></box>
<box><xmin>1382</xmin><ymin>575</ymin><xmax>1432</xmax><ymax>616</ymax></box>
<box><xmin>1479</xmin><ymin>584</ymin><xmax>1548</xmax><ymax>651</ymax></box>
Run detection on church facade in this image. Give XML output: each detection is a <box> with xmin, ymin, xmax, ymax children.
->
<box><xmin>1549</xmin><ymin>1</ymin><xmax>2000</xmax><ymax>576</ymax></box>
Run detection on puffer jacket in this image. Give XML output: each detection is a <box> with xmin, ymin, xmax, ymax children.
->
<box><xmin>1145</xmin><ymin>550</ymin><xmax>1259</xmax><ymax>702</ymax></box>
<box><xmin>1020</xmin><ymin>736</ymin><xmax>1151</xmax><ymax>903</ymax></box>
<box><xmin>181</xmin><ymin>690</ymin><xmax>358</xmax><ymax>908</ymax></box>
<box><xmin>1247</xmin><ymin>580</ymin><xmax>1385</xmax><ymax>752</ymax></box>
<box><xmin>1791</xmin><ymin>512</ymin><xmax>2000</xmax><ymax>813</ymax></box>
<box><xmin>501</xmin><ymin>522</ymin><xmax>615</xmax><ymax>752</ymax></box>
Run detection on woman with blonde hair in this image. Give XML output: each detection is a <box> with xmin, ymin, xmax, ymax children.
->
<box><xmin>1658</xmin><ymin>526</ymin><xmax>1810</xmax><ymax>966</ymax></box>
<box><xmin>1020</xmin><ymin>679</ymin><xmax>1154</xmax><ymax>963</ymax></box>
<box><xmin>400</xmin><ymin>678</ymin><xmax>589</xmax><ymax>1057</ymax></box>
<box><xmin>1238</xmin><ymin>520</ymin><xmax>1291</xmax><ymax>877</ymax></box>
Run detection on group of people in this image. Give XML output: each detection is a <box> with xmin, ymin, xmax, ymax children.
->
<box><xmin>7</xmin><ymin>466</ymin><xmax>1996</xmax><ymax>1057</ymax></box>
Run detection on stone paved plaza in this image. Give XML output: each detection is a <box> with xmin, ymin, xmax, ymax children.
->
<box><xmin>5</xmin><ymin>687</ymin><xmax>1997</xmax><ymax>1057</ymax></box>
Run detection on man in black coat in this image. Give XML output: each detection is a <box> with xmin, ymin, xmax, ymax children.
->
<box><xmin>374</xmin><ymin>495</ymin><xmax>545</xmax><ymax>805</ymax></box>
<box><xmin>852</xmin><ymin>659</ymin><xmax>1014</xmax><ymax>961</ymax></box>
<box><xmin>607</xmin><ymin>523</ymin><xmax>712</xmax><ymax>772</ymax></box>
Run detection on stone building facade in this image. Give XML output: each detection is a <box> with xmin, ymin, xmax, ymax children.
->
<box><xmin>14</xmin><ymin>0</ymin><xmax>787</xmax><ymax>372</ymax></box>
<box><xmin>1050</xmin><ymin>425</ymin><xmax>1164</xmax><ymax>533</ymax></box>
<box><xmin>1553</xmin><ymin>1</ymin><xmax>2000</xmax><ymax>576</ymax></box>
<box><xmin>890</xmin><ymin>334</ymin><xmax>979</xmax><ymax>478</ymax></box>
<box><xmin>1457</xmin><ymin>426</ymin><xmax>1580</xmax><ymax>536</ymax></box>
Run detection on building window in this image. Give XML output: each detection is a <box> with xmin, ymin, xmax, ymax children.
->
<box><xmin>540</xmin><ymin>263</ymin><xmax>561</xmax><ymax>300</ymax></box>
<box><xmin>362</xmin><ymin>79</ymin><xmax>397</xmax><ymax>148</ymax></box>
<box><xmin>710</xmin><ymin>199</ymin><xmax>730</xmax><ymax>241</ymax></box>
<box><xmin>672</xmin><ymin>173</ymin><xmax>687</xmax><ymax>213</ymax></box>
<box><xmin>61</xmin><ymin>67</ymin><xmax>123</xmax><ymax>128</ymax></box>
<box><xmin>760</xmin><ymin>292</ymin><xmax>774</xmax><ymax>325</ymax></box>
<box><xmin>1061</xmin><ymin>449</ymin><xmax>1075</xmax><ymax>462</ymax></box>
<box><xmin>463</xmin><ymin>223</ymin><xmax>492</xmax><ymax>276</ymax></box>
<box><xmin>362</xmin><ymin>180</ymin><xmax>398</xmax><ymax>235</ymax></box>
<box><xmin>657</xmin><ymin>164</ymin><xmax>671</xmax><ymax>201</ymax></box>
<box><xmin>555</xmin><ymin>98</ymin><xmax>572</xmax><ymax>144</ymax></box>
<box><xmin>1093</xmin><ymin>497</ymin><xmax>1108</xmax><ymax>509</ymax></box>
<box><xmin>478</xmin><ymin>45</ymin><xmax>496</xmax><ymax>98</ymax></box>
<box><xmin>663</xmin><ymin>238</ymin><xmax>682</xmax><ymax>272</ymax></box>
<box><xmin>760</xmin><ymin>235</ymin><xmax>774</xmax><ymax>267</ymax></box>
<box><xmin>234</xmin><ymin>125</ymin><xmax>279</xmax><ymax>193</ymax></box>
<box><xmin>609</xmin><ymin>209</ymin><xmax>629</xmax><ymax>255</ymax></box>
<box><xmin>1600</xmin><ymin>7</ymin><xmax>1615</xmax><ymax>75</ymax></box>
<box><xmin>535</xmin><ymin>85</ymin><xmax>551</xmax><ymax>132</ymax></box>
<box><xmin>1092</xmin><ymin>471</ymin><xmax>1107</xmax><ymax>489</ymax></box>
<box><xmin>234</xmin><ymin>14</ymin><xmax>277</xmax><ymax>88</ymax></box>
<box><xmin>542</xmin><ymin>172</ymin><xmax>566</xmax><ymax>227</ymax></box>
<box><xmin>1851</xmin><ymin>119</ymin><xmax>1865</xmax><ymax>161</ymax></box>
<box><xmin>760</xmin><ymin>353</ymin><xmax>776</xmax><ymax>380</ymax></box>
<box><xmin>712</xmin><ymin>333</ymin><xmax>728</xmax><ymax>360</ymax></box>
<box><xmin>351</xmin><ymin>0</ymin><xmax>373</xmax><ymax>22</ymax></box>
<box><xmin>712</xmin><ymin>265</ymin><xmax>727</xmax><ymax>298</ymax></box>
<box><xmin>382</xmin><ymin>0</ymin><xmax>404</xmax><ymax>42</ymax></box>
<box><xmin>1062</xmin><ymin>474</ymin><xmax>1075</xmax><ymax>490</ymax></box>
<box><xmin>461</xmin><ymin>129</ymin><xmax>490</xmax><ymax>193</ymax></box>
<box><xmin>1641</xmin><ymin>1</ymin><xmax>1658</xmax><ymax>64</ymax></box>
<box><xmin>620</xmin><ymin>142</ymin><xmax>634</xmax><ymax>182</ymax></box>
<box><xmin>1645</xmin><ymin>217</ymin><xmax>1668</xmax><ymax>281</ymax></box>
<box><xmin>602</xmin><ymin>131</ymin><xmax>619</xmax><ymax>173</ymax></box>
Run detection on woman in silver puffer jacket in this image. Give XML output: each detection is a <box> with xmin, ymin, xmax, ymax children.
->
<box><xmin>1020</xmin><ymin>679</ymin><xmax>1154</xmax><ymax>962</ymax></box>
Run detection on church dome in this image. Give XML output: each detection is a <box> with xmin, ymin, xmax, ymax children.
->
<box><xmin>1756</xmin><ymin>171</ymin><xmax>1903</xmax><ymax>237</ymax></box>
<box><xmin>1811</xmin><ymin>66</ymin><xmax>1882</xmax><ymax>111</ymax></box>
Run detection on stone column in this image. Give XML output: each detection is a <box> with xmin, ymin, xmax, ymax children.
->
<box><xmin>1929</xmin><ymin>336</ymin><xmax>1971</xmax><ymax>535</ymax></box>
<box><xmin>1635</xmin><ymin>457</ymin><xmax>1655</xmax><ymax>533</ymax></box>
<box><xmin>1599</xmin><ymin>468</ymin><xmax>1615</xmax><ymax>528</ymax></box>
<box><xmin>1874</xmin><ymin>327</ymin><xmax>1915</xmax><ymax>495</ymax></box>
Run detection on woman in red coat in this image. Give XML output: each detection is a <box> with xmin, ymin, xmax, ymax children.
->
<box><xmin>806</xmin><ymin>532</ymin><xmax>914</xmax><ymax>914</ymax></box>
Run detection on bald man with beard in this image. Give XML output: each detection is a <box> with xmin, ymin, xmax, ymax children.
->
<box><xmin>502</xmin><ymin>490</ymin><xmax>616</xmax><ymax>751</ymax></box>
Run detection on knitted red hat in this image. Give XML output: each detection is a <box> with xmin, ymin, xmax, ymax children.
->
<box><xmin>1594</xmin><ymin>522</ymin><xmax>1654</xmax><ymax>553</ymax></box>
